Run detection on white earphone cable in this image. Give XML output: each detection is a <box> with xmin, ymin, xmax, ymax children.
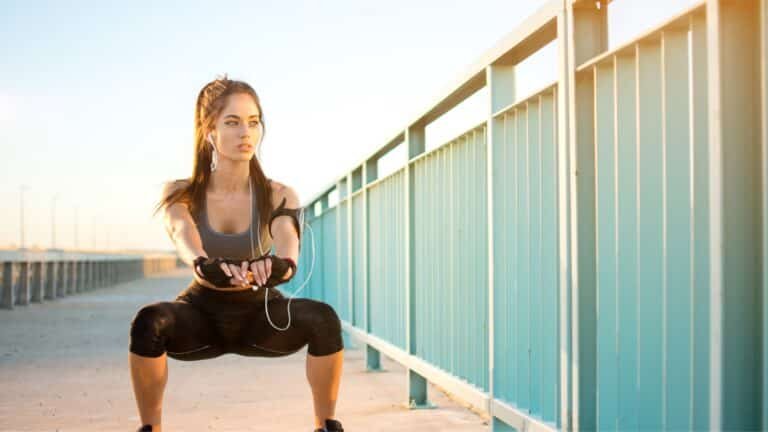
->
<box><xmin>248</xmin><ymin>179</ymin><xmax>316</xmax><ymax>331</ymax></box>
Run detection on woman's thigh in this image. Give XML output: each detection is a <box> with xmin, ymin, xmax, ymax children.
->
<box><xmin>129</xmin><ymin>300</ymin><xmax>226</xmax><ymax>361</ymax></box>
<box><xmin>233</xmin><ymin>297</ymin><xmax>344</xmax><ymax>358</ymax></box>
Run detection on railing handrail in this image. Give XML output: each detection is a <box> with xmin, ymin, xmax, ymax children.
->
<box><xmin>301</xmin><ymin>0</ymin><xmax>562</xmax><ymax>209</ymax></box>
<box><xmin>297</xmin><ymin>0</ymin><xmax>768</xmax><ymax>430</ymax></box>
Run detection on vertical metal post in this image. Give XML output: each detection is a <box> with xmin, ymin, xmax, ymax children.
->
<box><xmin>407</xmin><ymin>368</ymin><xmax>435</xmax><ymax>409</ymax></box>
<box><xmin>17</xmin><ymin>261</ymin><xmax>30</xmax><ymax>306</ymax></box>
<box><xmin>44</xmin><ymin>261</ymin><xmax>56</xmax><ymax>300</ymax></box>
<box><xmin>337</xmin><ymin>178</ymin><xmax>354</xmax><ymax>349</ymax></box>
<box><xmin>68</xmin><ymin>260</ymin><xmax>77</xmax><ymax>295</ymax></box>
<box><xmin>85</xmin><ymin>261</ymin><xmax>93</xmax><ymax>291</ymax></box>
<box><xmin>318</xmin><ymin>197</ymin><xmax>328</xmax><ymax>301</ymax></box>
<box><xmin>405</xmin><ymin>124</ymin><xmax>433</xmax><ymax>410</ymax></box>
<box><xmin>487</xmin><ymin>56</ymin><xmax>516</xmax><ymax>426</ymax></box>
<box><xmin>557</xmin><ymin>2</ymin><xmax>573</xmax><ymax>430</ymax></box>
<box><xmin>345</xmin><ymin>173</ymin><xmax>356</xmax><ymax>349</ymax></box>
<box><xmin>706</xmin><ymin>0</ymin><xmax>762</xmax><ymax>430</ymax></box>
<box><xmin>57</xmin><ymin>261</ymin><xmax>67</xmax><ymax>297</ymax></box>
<box><xmin>762</xmin><ymin>0</ymin><xmax>768</xmax><ymax>427</ymax></box>
<box><xmin>363</xmin><ymin>158</ymin><xmax>385</xmax><ymax>372</ymax></box>
<box><xmin>565</xmin><ymin>1</ymin><xmax>607</xmax><ymax>430</ymax></box>
<box><xmin>366</xmin><ymin>345</ymin><xmax>381</xmax><ymax>371</ymax></box>
<box><xmin>76</xmin><ymin>261</ymin><xmax>84</xmax><ymax>293</ymax></box>
<box><xmin>2</xmin><ymin>262</ymin><xmax>14</xmax><ymax>309</ymax></box>
<box><xmin>31</xmin><ymin>261</ymin><xmax>43</xmax><ymax>303</ymax></box>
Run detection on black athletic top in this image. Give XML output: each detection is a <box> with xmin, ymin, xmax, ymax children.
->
<box><xmin>194</xmin><ymin>184</ymin><xmax>272</xmax><ymax>261</ymax></box>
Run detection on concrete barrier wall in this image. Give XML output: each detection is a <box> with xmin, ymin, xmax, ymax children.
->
<box><xmin>0</xmin><ymin>255</ymin><xmax>178</xmax><ymax>310</ymax></box>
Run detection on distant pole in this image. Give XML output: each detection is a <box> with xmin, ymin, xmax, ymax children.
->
<box><xmin>51</xmin><ymin>193</ymin><xmax>59</xmax><ymax>249</ymax></box>
<box><xmin>92</xmin><ymin>214</ymin><xmax>97</xmax><ymax>250</ymax></box>
<box><xmin>19</xmin><ymin>185</ymin><xmax>28</xmax><ymax>249</ymax></box>
<box><xmin>74</xmin><ymin>205</ymin><xmax>79</xmax><ymax>250</ymax></box>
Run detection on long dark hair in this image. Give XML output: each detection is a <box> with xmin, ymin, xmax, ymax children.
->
<box><xmin>153</xmin><ymin>74</ymin><xmax>273</xmax><ymax>238</ymax></box>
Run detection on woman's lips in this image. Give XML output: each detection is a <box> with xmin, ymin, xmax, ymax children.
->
<box><xmin>238</xmin><ymin>144</ymin><xmax>253</xmax><ymax>151</ymax></box>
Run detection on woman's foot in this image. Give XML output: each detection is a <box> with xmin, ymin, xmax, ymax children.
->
<box><xmin>136</xmin><ymin>425</ymin><xmax>153</xmax><ymax>432</ymax></box>
<box><xmin>314</xmin><ymin>418</ymin><xmax>344</xmax><ymax>432</ymax></box>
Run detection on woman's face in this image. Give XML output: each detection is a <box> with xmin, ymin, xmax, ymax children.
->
<box><xmin>210</xmin><ymin>92</ymin><xmax>263</xmax><ymax>163</ymax></box>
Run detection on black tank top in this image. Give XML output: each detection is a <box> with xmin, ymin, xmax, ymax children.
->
<box><xmin>194</xmin><ymin>185</ymin><xmax>272</xmax><ymax>261</ymax></box>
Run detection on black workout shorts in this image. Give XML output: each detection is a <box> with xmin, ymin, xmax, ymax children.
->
<box><xmin>129</xmin><ymin>280</ymin><xmax>344</xmax><ymax>360</ymax></box>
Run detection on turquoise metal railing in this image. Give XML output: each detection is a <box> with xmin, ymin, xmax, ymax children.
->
<box><xmin>282</xmin><ymin>0</ymin><xmax>768</xmax><ymax>430</ymax></box>
<box><xmin>411</xmin><ymin>124</ymin><xmax>490</xmax><ymax>390</ymax></box>
<box><xmin>0</xmin><ymin>253</ymin><xmax>179</xmax><ymax>309</ymax></box>
<box><xmin>368</xmin><ymin>171</ymin><xmax>407</xmax><ymax>349</ymax></box>
<box><xmin>493</xmin><ymin>87</ymin><xmax>560</xmax><ymax>422</ymax></box>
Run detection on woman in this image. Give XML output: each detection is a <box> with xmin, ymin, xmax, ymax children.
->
<box><xmin>128</xmin><ymin>75</ymin><xmax>345</xmax><ymax>432</ymax></box>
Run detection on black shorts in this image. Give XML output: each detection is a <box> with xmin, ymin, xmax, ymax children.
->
<box><xmin>129</xmin><ymin>280</ymin><xmax>344</xmax><ymax>360</ymax></box>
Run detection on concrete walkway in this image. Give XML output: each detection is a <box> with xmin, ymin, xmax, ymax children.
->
<box><xmin>0</xmin><ymin>268</ymin><xmax>490</xmax><ymax>431</ymax></box>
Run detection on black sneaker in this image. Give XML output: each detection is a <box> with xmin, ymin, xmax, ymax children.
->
<box><xmin>313</xmin><ymin>418</ymin><xmax>344</xmax><ymax>432</ymax></box>
<box><xmin>136</xmin><ymin>425</ymin><xmax>153</xmax><ymax>432</ymax></box>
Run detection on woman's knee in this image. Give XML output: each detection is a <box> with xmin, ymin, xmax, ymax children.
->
<box><xmin>306</xmin><ymin>301</ymin><xmax>340</xmax><ymax>328</ymax></box>
<box><xmin>129</xmin><ymin>303</ymin><xmax>174</xmax><ymax>358</ymax></box>
<box><xmin>307</xmin><ymin>301</ymin><xmax>343</xmax><ymax>356</ymax></box>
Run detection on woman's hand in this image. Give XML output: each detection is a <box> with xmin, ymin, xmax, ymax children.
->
<box><xmin>248</xmin><ymin>254</ymin><xmax>272</xmax><ymax>287</ymax></box>
<box><xmin>223</xmin><ymin>260</ymin><xmax>253</xmax><ymax>288</ymax></box>
<box><xmin>193</xmin><ymin>256</ymin><xmax>253</xmax><ymax>288</ymax></box>
<box><xmin>248</xmin><ymin>254</ymin><xmax>296</xmax><ymax>288</ymax></box>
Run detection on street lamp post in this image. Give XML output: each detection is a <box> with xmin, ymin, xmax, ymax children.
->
<box><xmin>92</xmin><ymin>214</ymin><xmax>97</xmax><ymax>250</ymax></box>
<box><xmin>51</xmin><ymin>193</ymin><xmax>60</xmax><ymax>250</ymax></box>
<box><xmin>19</xmin><ymin>185</ymin><xmax>28</xmax><ymax>250</ymax></box>
<box><xmin>74</xmin><ymin>205</ymin><xmax>78</xmax><ymax>250</ymax></box>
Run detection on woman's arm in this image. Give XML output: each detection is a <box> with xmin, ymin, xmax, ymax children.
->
<box><xmin>160</xmin><ymin>181</ymin><xmax>206</xmax><ymax>267</ymax></box>
<box><xmin>161</xmin><ymin>181</ymin><xmax>254</xmax><ymax>288</ymax></box>
<box><xmin>160</xmin><ymin>182</ymin><xmax>229</xmax><ymax>288</ymax></box>
<box><xmin>269</xmin><ymin>183</ymin><xmax>301</xmax><ymax>280</ymax></box>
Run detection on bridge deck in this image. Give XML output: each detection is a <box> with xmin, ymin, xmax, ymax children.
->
<box><xmin>0</xmin><ymin>268</ymin><xmax>489</xmax><ymax>431</ymax></box>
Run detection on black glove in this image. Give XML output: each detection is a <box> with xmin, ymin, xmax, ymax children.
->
<box><xmin>248</xmin><ymin>254</ymin><xmax>297</xmax><ymax>288</ymax></box>
<box><xmin>193</xmin><ymin>256</ymin><xmax>245</xmax><ymax>287</ymax></box>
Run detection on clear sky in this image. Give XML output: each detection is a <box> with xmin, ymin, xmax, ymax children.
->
<box><xmin>0</xmin><ymin>0</ymin><xmax>698</xmax><ymax>252</ymax></box>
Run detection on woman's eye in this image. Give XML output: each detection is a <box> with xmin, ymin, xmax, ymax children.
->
<box><xmin>249</xmin><ymin>121</ymin><xmax>260</xmax><ymax>127</ymax></box>
<box><xmin>225</xmin><ymin>121</ymin><xmax>237</xmax><ymax>126</ymax></box>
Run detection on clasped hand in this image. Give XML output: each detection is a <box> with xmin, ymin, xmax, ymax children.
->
<box><xmin>193</xmin><ymin>254</ymin><xmax>295</xmax><ymax>289</ymax></box>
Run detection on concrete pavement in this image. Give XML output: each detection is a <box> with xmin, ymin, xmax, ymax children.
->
<box><xmin>0</xmin><ymin>268</ymin><xmax>490</xmax><ymax>431</ymax></box>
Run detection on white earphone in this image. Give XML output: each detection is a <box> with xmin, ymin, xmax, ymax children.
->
<box><xmin>204</xmin><ymin>133</ymin><xmax>312</xmax><ymax>331</ymax></box>
<box><xmin>207</xmin><ymin>133</ymin><xmax>219</xmax><ymax>172</ymax></box>
<box><xmin>247</xmin><ymin>179</ymin><xmax>317</xmax><ymax>332</ymax></box>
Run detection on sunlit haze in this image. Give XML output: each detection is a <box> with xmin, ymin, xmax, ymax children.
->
<box><xmin>0</xmin><ymin>0</ymin><xmax>698</xmax><ymax>252</ymax></box>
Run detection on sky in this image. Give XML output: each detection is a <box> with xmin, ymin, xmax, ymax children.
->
<box><xmin>0</xmin><ymin>0</ymin><xmax>699</xmax><ymax>252</ymax></box>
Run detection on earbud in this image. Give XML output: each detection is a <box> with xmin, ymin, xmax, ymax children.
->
<box><xmin>207</xmin><ymin>133</ymin><xmax>214</xmax><ymax>145</ymax></box>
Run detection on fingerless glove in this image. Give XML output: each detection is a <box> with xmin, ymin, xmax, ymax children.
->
<box><xmin>193</xmin><ymin>256</ymin><xmax>241</xmax><ymax>287</ymax></box>
<box><xmin>248</xmin><ymin>254</ymin><xmax>297</xmax><ymax>288</ymax></box>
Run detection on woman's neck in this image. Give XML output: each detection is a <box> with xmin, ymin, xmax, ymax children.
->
<box><xmin>209</xmin><ymin>159</ymin><xmax>250</xmax><ymax>195</ymax></box>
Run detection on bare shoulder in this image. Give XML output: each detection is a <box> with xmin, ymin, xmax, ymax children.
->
<box><xmin>161</xmin><ymin>179</ymin><xmax>191</xmax><ymax>205</ymax></box>
<box><xmin>269</xmin><ymin>180</ymin><xmax>301</xmax><ymax>208</ymax></box>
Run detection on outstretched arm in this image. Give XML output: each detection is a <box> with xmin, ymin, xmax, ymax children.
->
<box><xmin>161</xmin><ymin>181</ymin><xmax>251</xmax><ymax>288</ymax></box>
<box><xmin>160</xmin><ymin>181</ymin><xmax>206</xmax><ymax>267</ymax></box>
<box><xmin>270</xmin><ymin>184</ymin><xmax>301</xmax><ymax>280</ymax></box>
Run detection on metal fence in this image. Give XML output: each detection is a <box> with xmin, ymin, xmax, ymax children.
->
<box><xmin>0</xmin><ymin>254</ymin><xmax>178</xmax><ymax>309</ymax></box>
<box><xmin>282</xmin><ymin>0</ymin><xmax>768</xmax><ymax>430</ymax></box>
